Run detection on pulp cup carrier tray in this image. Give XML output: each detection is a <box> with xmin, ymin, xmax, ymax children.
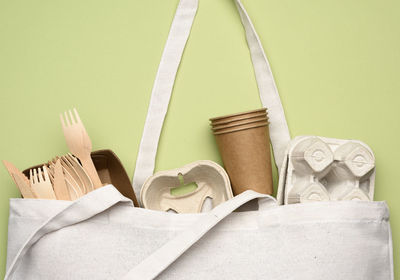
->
<box><xmin>140</xmin><ymin>160</ymin><xmax>233</xmax><ymax>213</ymax></box>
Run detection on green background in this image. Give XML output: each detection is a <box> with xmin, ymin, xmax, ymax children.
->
<box><xmin>0</xmin><ymin>0</ymin><xmax>398</xmax><ymax>277</ymax></box>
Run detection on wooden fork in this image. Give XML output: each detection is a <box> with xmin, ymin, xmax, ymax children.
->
<box><xmin>29</xmin><ymin>166</ymin><xmax>56</xmax><ymax>199</ymax></box>
<box><xmin>60</xmin><ymin>108</ymin><xmax>102</xmax><ymax>188</ymax></box>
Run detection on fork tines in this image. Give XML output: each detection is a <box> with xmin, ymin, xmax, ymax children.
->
<box><xmin>60</xmin><ymin>108</ymin><xmax>82</xmax><ymax>128</ymax></box>
<box><xmin>29</xmin><ymin>166</ymin><xmax>56</xmax><ymax>200</ymax></box>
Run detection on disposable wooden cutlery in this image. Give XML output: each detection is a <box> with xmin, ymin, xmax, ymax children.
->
<box><xmin>29</xmin><ymin>166</ymin><xmax>56</xmax><ymax>199</ymax></box>
<box><xmin>60</xmin><ymin>108</ymin><xmax>102</xmax><ymax>188</ymax></box>
<box><xmin>48</xmin><ymin>160</ymin><xmax>82</xmax><ymax>199</ymax></box>
<box><xmin>57</xmin><ymin>156</ymin><xmax>86</xmax><ymax>194</ymax></box>
<box><xmin>3</xmin><ymin>108</ymin><xmax>103</xmax><ymax>200</ymax></box>
<box><xmin>64</xmin><ymin>154</ymin><xmax>94</xmax><ymax>192</ymax></box>
<box><xmin>4</xmin><ymin>109</ymin><xmax>104</xmax><ymax>200</ymax></box>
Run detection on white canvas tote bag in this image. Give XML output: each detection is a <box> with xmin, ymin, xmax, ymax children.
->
<box><xmin>5</xmin><ymin>0</ymin><xmax>394</xmax><ymax>279</ymax></box>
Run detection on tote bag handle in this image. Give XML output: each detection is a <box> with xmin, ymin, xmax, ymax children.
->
<box><xmin>5</xmin><ymin>186</ymin><xmax>274</xmax><ymax>280</ymax></box>
<box><xmin>122</xmin><ymin>190</ymin><xmax>276</xmax><ymax>280</ymax></box>
<box><xmin>132</xmin><ymin>0</ymin><xmax>291</xmax><ymax>203</ymax></box>
<box><xmin>4</xmin><ymin>186</ymin><xmax>132</xmax><ymax>280</ymax></box>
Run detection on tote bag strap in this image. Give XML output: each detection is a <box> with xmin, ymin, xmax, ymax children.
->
<box><xmin>132</xmin><ymin>0</ymin><xmax>291</xmax><ymax>203</ymax></box>
<box><xmin>4</xmin><ymin>186</ymin><xmax>131</xmax><ymax>280</ymax></box>
<box><xmin>122</xmin><ymin>190</ymin><xmax>277</xmax><ymax>280</ymax></box>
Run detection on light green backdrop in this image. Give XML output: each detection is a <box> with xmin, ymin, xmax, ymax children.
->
<box><xmin>0</xmin><ymin>0</ymin><xmax>398</xmax><ymax>277</ymax></box>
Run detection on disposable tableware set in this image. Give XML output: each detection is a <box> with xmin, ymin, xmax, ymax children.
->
<box><xmin>3</xmin><ymin>0</ymin><xmax>393</xmax><ymax>279</ymax></box>
<box><xmin>5</xmin><ymin>107</ymin><xmax>375</xmax><ymax>210</ymax></box>
<box><xmin>4</xmin><ymin>109</ymin><xmax>102</xmax><ymax>201</ymax></box>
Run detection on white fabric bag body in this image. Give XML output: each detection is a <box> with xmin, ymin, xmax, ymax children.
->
<box><xmin>5</xmin><ymin>0</ymin><xmax>394</xmax><ymax>279</ymax></box>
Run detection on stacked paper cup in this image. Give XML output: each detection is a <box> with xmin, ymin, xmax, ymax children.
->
<box><xmin>210</xmin><ymin>108</ymin><xmax>273</xmax><ymax>195</ymax></box>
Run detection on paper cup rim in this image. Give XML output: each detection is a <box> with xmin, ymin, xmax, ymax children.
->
<box><xmin>212</xmin><ymin>117</ymin><xmax>269</xmax><ymax>131</ymax></box>
<box><xmin>209</xmin><ymin>108</ymin><xmax>267</xmax><ymax>122</ymax></box>
<box><xmin>210</xmin><ymin>112</ymin><xmax>268</xmax><ymax>126</ymax></box>
<box><xmin>213</xmin><ymin>121</ymin><xmax>269</xmax><ymax>135</ymax></box>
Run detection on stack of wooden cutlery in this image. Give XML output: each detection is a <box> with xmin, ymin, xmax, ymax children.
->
<box><xmin>3</xmin><ymin>108</ymin><xmax>103</xmax><ymax>200</ymax></box>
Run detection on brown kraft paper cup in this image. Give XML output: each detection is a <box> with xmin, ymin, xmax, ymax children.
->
<box><xmin>213</xmin><ymin>122</ymin><xmax>273</xmax><ymax>195</ymax></box>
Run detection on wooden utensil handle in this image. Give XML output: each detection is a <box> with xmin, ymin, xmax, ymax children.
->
<box><xmin>80</xmin><ymin>156</ymin><xmax>102</xmax><ymax>189</ymax></box>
